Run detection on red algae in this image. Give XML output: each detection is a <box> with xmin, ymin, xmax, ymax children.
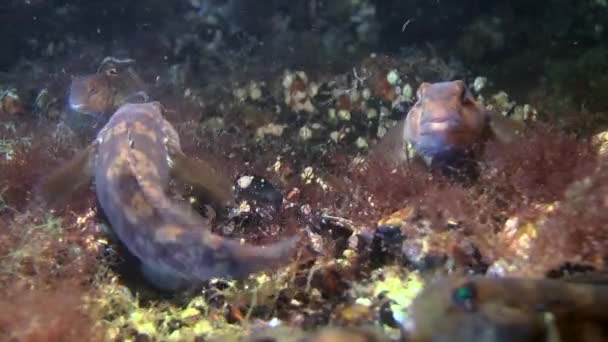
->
<box><xmin>0</xmin><ymin>212</ymin><xmax>102</xmax><ymax>342</ymax></box>
<box><xmin>0</xmin><ymin>122</ymin><xmax>87</xmax><ymax>213</ymax></box>
<box><xmin>528</xmin><ymin>165</ymin><xmax>608</xmax><ymax>274</ymax></box>
<box><xmin>306</xmin><ymin>122</ymin><xmax>604</xmax><ymax>276</ymax></box>
<box><xmin>0</xmin><ymin>129</ymin><xmax>102</xmax><ymax>341</ymax></box>
<box><xmin>479</xmin><ymin>123</ymin><xmax>598</xmax><ymax>203</ymax></box>
<box><xmin>0</xmin><ymin>285</ymin><xmax>100</xmax><ymax>342</ymax></box>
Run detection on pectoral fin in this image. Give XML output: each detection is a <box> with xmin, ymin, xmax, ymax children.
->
<box><xmin>170</xmin><ymin>153</ymin><xmax>235</xmax><ymax>209</ymax></box>
<box><xmin>487</xmin><ymin>112</ymin><xmax>526</xmax><ymax>144</ymax></box>
<box><xmin>36</xmin><ymin>143</ymin><xmax>97</xmax><ymax>208</ymax></box>
<box><xmin>370</xmin><ymin>119</ymin><xmax>411</xmax><ymax>164</ymax></box>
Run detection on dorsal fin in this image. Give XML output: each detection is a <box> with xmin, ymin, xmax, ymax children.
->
<box><xmin>370</xmin><ymin>119</ymin><xmax>414</xmax><ymax>164</ymax></box>
<box><xmin>34</xmin><ymin>142</ymin><xmax>97</xmax><ymax>209</ymax></box>
<box><xmin>486</xmin><ymin>111</ymin><xmax>526</xmax><ymax>144</ymax></box>
<box><xmin>97</xmin><ymin>56</ymin><xmax>136</xmax><ymax>74</ymax></box>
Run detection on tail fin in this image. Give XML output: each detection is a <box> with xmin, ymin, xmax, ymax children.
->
<box><xmin>170</xmin><ymin>152</ymin><xmax>236</xmax><ymax>209</ymax></box>
<box><xmin>214</xmin><ymin>234</ymin><xmax>301</xmax><ymax>279</ymax></box>
<box><xmin>140</xmin><ymin>234</ymin><xmax>301</xmax><ymax>292</ymax></box>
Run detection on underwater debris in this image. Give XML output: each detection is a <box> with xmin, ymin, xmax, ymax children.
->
<box><xmin>233</xmin><ymin>174</ymin><xmax>284</xmax><ymax>224</ymax></box>
<box><xmin>0</xmin><ymin>88</ymin><xmax>25</xmax><ymax>116</ymax></box>
<box><xmin>283</xmin><ymin>70</ymin><xmax>318</xmax><ymax>114</ymax></box>
<box><xmin>256</xmin><ymin>123</ymin><xmax>286</xmax><ymax>139</ymax></box>
<box><xmin>472</xmin><ymin>76</ymin><xmax>487</xmax><ymax>93</ymax></box>
<box><xmin>481</xmin><ymin>90</ymin><xmax>538</xmax><ymax>123</ymax></box>
<box><xmin>201</xmin><ymin>116</ymin><xmax>226</xmax><ymax>134</ymax></box>
<box><xmin>0</xmin><ymin>136</ymin><xmax>31</xmax><ymax>161</ymax></box>
<box><xmin>592</xmin><ymin>129</ymin><xmax>608</xmax><ymax>159</ymax></box>
<box><xmin>33</xmin><ymin>88</ymin><xmax>61</xmax><ymax>119</ymax></box>
<box><xmin>234</xmin><ymin>80</ymin><xmax>266</xmax><ymax>103</ymax></box>
<box><xmin>359</xmin><ymin>55</ymin><xmax>400</xmax><ymax>105</ymax></box>
<box><xmin>299</xmin><ymin>125</ymin><xmax>313</xmax><ymax>141</ymax></box>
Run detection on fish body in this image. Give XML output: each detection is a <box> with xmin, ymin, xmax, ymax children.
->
<box><xmin>405</xmin><ymin>275</ymin><xmax>608</xmax><ymax>342</ymax></box>
<box><xmin>68</xmin><ymin>57</ymin><xmax>148</xmax><ymax>115</ymax></box>
<box><xmin>374</xmin><ymin>80</ymin><xmax>522</xmax><ymax>174</ymax></box>
<box><xmin>41</xmin><ymin>102</ymin><xmax>298</xmax><ymax>291</ymax></box>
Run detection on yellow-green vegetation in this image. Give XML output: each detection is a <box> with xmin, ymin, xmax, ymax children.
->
<box><xmin>0</xmin><ymin>136</ymin><xmax>31</xmax><ymax>161</ymax></box>
<box><xmin>86</xmin><ymin>260</ymin><xmax>299</xmax><ymax>341</ymax></box>
<box><xmin>91</xmin><ymin>279</ymin><xmax>242</xmax><ymax>341</ymax></box>
<box><xmin>0</xmin><ymin>121</ymin><xmax>31</xmax><ymax>161</ymax></box>
<box><xmin>1</xmin><ymin>212</ymin><xmax>65</xmax><ymax>279</ymax></box>
<box><xmin>0</xmin><ymin>185</ymin><xmax>13</xmax><ymax>214</ymax></box>
<box><xmin>372</xmin><ymin>267</ymin><xmax>425</xmax><ymax>327</ymax></box>
<box><xmin>346</xmin><ymin>265</ymin><xmax>425</xmax><ymax>336</ymax></box>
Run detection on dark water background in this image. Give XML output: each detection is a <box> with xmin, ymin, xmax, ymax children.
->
<box><xmin>1</xmin><ymin>0</ymin><xmax>607</xmax><ymax>116</ymax></box>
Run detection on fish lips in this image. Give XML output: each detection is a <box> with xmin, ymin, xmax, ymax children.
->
<box><xmin>69</xmin><ymin>101</ymin><xmax>85</xmax><ymax>111</ymax></box>
<box><xmin>68</xmin><ymin>98</ymin><xmax>95</xmax><ymax>114</ymax></box>
<box><xmin>414</xmin><ymin>116</ymin><xmax>465</xmax><ymax>157</ymax></box>
<box><xmin>419</xmin><ymin>115</ymin><xmax>464</xmax><ymax>135</ymax></box>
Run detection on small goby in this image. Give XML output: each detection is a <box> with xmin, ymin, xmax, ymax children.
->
<box><xmin>68</xmin><ymin>57</ymin><xmax>149</xmax><ymax>115</ymax></box>
<box><xmin>373</xmin><ymin>80</ymin><xmax>523</xmax><ymax>170</ymax></box>
<box><xmin>39</xmin><ymin>102</ymin><xmax>299</xmax><ymax>291</ymax></box>
<box><xmin>404</xmin><ymin>275</ymin><xmax>608</xmax><ymax>342</ymax></box>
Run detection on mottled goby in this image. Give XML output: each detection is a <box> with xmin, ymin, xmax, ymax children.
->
<box><xmin>373</xmin><ymin>80</ymin><xmax>524</xmax><ymax>174</ymax></box>
<box><xmin>68</xmin><ymin>57</ymin><xmax>149</xmax><ymax>115</ymax></box>
<box><xmin>404</xmin><ymin>274</ymin><xmax>608</xmax><ymax>342</ymax></box>
<box><xmin>40</xmin><ymin>102</ymin><xmax>299</xmax><ymax>291</ymax></box>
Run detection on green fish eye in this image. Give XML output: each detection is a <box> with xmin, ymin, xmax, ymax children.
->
<box><xmin>455</xmin><ymin>285</ymin><xmax>474</xmax><ymax>299</ymax></box>
<box><xmin>451</xmin><ymin>282</ymin><xmax>477</xmax><ymax>312</ymax></box>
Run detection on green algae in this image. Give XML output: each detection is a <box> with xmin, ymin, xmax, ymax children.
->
<box><xmin>371</xmin><ymin>267</ymin><xmax>425</xmax><ymax>327</ymax></box>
